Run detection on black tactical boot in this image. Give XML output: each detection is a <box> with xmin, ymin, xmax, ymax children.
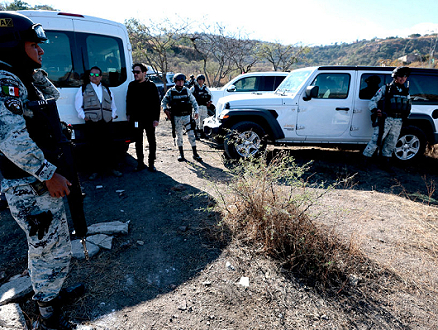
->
<box><xmin>134</xmin><ymin>162</ymin><xmax>147</xmax><ymax>172</ymax></box>
<box><xmin>379</xmin><ymin>156</ymin><xmax>394</xmax><ymax>173</ymax></box>
<box><xmin>192</xmin><ymin>146</ymin><xmax>202</xmax><ymax>162</ymax></box>
<box><xmin>148</xmin><ymin>158</ymin><xmax>156</xmax><ymax>172</ymax></box>
<box><xmin>178</xmin><ymin>146</ymin><xmax>186</xmax><ymax>162</ymax></box>
<box><xmin>59</xmin><ymin>283</ymin><xmax>85</xmax><ymax>305</ymax></box>
<box><xmin>34</xmin><ymin>299</ymin><xmax>76</xmax><ymax>330</ymax></box>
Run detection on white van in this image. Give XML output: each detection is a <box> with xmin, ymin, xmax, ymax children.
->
<box><xmin>19</xmin><ymin>10</ymin><xmax>134</xmax><ymax>151</ymax></box>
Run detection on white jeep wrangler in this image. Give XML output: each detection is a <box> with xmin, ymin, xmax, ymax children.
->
<box><xmin>204</xmin><ymin>66</ymin><xmax>438</xmax><ymax>162</ymax></box>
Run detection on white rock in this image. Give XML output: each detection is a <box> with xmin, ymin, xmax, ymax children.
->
<box><xmin>71</xmin><ymin>240</ymin><xmax>100</xmax><ymax>259</ymax></box>
<box><xmin>0</xmin><ymin>303</ymin><xmax>27</xmax><ymax>329</ymax></box>
<box><xmin>226</xmin><ymin>261</ymin><xmax>235</xmax><ymax>271</ymax></box>
<box><xmin>238</xmin><ymin>277</ymin><xmax>249</xmax><ymax>287</ymax></box>
<box><xmin>87</xmin><ymin>221</ymin><xmax>129</xmax><ymax>235</ymax></box>
<box><xmin>0</xmin><ymin>274</ymin><xmax>32</xmax><ymax>306</ymax></box>
<box><xmin>87</xmin><ymin>234</ymin><xmax>113</xmax><ymax>250</ymax></box>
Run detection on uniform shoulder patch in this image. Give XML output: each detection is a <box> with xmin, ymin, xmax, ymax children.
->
<box><xmin>4</xmin><ymin>97</ymin><xmax>23</xmax><ymax>115</ymax></box>
<box><xmin>1</xmin><ymin>85</ymin><xmax>19</xmax><ymax>97</ymax></box>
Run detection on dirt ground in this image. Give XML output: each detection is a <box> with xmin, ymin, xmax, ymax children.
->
<box><xmin>1</xmin><ymin>113</ymin><xmax>438</xmax><ymax>329</ymax></box>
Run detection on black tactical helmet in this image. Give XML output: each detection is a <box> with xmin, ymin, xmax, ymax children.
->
<box><xmin>196</xmin><ymin>74</ymin><xmax>206</xmax><ymax>81</ymax></box>
<box><xmin>173</xmin><ymin>73</ymin><xmax>186</xmax><ymax>82</ymax></box>
<box><xmin>392</xmin><ymin>66</ymin><xmax>411</xmax><ymax>78</ymax></box>
<box><xmin>0</xmin><ymin>12</ymin><xmax>47</xmax><ymax>48</ymax></box>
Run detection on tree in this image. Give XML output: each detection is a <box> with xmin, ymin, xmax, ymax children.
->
<box><xmin>0</xmin><ymin>0</ymin><xmax>57</xmax><ymax>11</ymax></box>
<box><xmin>258</xmin><ymin>42</ymin><xmax>310</xmax><ymax>71</ymax></box>
<box><xmin>125</xmin><ymin>17</ymin><xmax>190</xmax><ymax>93</ymax></box>
<box><xmin>1</xmin><ymin>0</ymin><xmax>31</xmax><ymax>10</ymax></box>
<box><xmin>190</xmin><ymin>23</ymin><xmax>259</xmax><ymax>87</ymax></box>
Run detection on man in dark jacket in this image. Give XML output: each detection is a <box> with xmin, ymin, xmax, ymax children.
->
<box><xmin>126</xmin><ymin>63</ymin><xmax>161</xmax><ymax>172</ymax></box>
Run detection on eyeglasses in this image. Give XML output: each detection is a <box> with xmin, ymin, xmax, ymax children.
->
<box><xmin>132</xmin><ymin>70</ymin><xmax>142</xmax><ymax>74</ymax></box>
<box><xmin>89</xmin><ymin>73</ymin><xmax>100</xmax><ymax>77</ymax></box>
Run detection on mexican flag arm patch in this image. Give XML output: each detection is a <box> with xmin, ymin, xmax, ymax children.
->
<box><xmin>2</xmin><ymin>85</ymin><xmax>19</xmax><ymax>97</ymax></box>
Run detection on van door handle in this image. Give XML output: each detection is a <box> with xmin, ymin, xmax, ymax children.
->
<box><xmin>335</xmin><ymin>107</ymin><xmax>349</xmax><ymax>111</ymax></box>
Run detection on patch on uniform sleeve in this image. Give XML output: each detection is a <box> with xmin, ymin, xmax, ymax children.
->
<box><xmin>4</xmin><ymin>97</ymin><xmax>23</xmax><ymax>115</ymax></box>
<box><xmin>1</xmin><ymin>85</ymin><xmax>19</xmax><ymax>97</ymax></box>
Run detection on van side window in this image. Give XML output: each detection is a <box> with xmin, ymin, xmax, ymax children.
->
<box><xmin>42</xmin><ymin>31</ymin><xmax>127</xmax><ymax>88</ymax></box>
<box><xmin>311</xmin><ymin>73</ymin><xmax>350</xmax><ymax>99</ymax></box>
<box><xmin>409</xmin><ymin>74</ymin><xmax>438</xmax><ymax>104</ymax></box>
<box><xmin>43</xmin><ymin>31</ymin><xmax>80</xmax><ymax>87</ymax></box>
<box><xmin>84</xmin><ymin>34</ymin><xmax>126</xmax><ymax>87</ymax></box>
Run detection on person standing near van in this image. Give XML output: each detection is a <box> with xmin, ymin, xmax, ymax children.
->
<box><xmin>75</xmin><ymin>66</ymin><xmax>122</xmax><ymax>180</ymax></box>
<box><xmin>162</xmin><ymin>73</ymin><xmax>202</xmax><ymax>162</ymax></box>
<box><xmin>126</xmin><ymin>63</ymin><xmax>161</xmax><ymax>172</ymax></box>
<box><xmin>190</xmin><ymin>74</ymin><xmax>212</xmax><ymax>139</ymax></box>
<box><xmin>0</xmin><ymin>11</ymin><xmax>79</xmax><ymax>329</ymax></box>
<box><xmin>362</xmin><ymin>66</ymin><xmax>411</xmax><ymax>170</ymax></box>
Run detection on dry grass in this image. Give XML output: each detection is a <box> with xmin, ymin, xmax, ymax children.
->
<box><xmin>213</xmin><ymin>152</ymin><xmax>367</xmax><ymax>287</ymax></box>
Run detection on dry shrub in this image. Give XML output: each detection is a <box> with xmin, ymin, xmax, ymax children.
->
<box><xmin>216</xmin><ymin>152</ymin><xmax>362</xmax><ymax>285</ymax></box>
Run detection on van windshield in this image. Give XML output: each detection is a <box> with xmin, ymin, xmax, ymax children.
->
<box><xmin>275</xmin><ymin>68</ymin><xmax>313</xmax><ymax>95</ymax></box>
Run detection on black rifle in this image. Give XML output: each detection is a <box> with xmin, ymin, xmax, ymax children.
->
<box><xmin>26</xmin><ymin>99</ymin><xmax>88</xmax><ymax>240</ymax></box>
<box><xmin>169</xmin><ymin>111</ymin><xmax>176</xmax><ymax>145</ymax></box>
<box><xmin>371</xmin><ymin>110</ymin><xmax>387</xmax><ymax>156</ymax></box>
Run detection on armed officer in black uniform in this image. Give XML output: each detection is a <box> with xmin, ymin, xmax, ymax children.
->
<box><xmin>0</xmin><ymin>12</ymin><xmax>86</xmax><ymax>330</ymax></box>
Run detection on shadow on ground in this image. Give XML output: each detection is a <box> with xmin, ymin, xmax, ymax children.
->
<box><xmin>0</xmin><ymin>151</ymin><xmax>231</xmax><ymax>324</ymax></box>
<box><xmin>266</xmin><ymin>146</ymin><xmax>438</xmax><ymax>206</ymax></box>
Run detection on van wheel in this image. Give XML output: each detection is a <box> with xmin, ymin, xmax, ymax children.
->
<box><xmin>224</xmin><ymin>121</ymin><xmax>267</xmax><ymax>159</ymax></box>
<box><xmin>393</xmin><ymin>126</ymin><xmax>426</xmax><ymax>162</ymax></box>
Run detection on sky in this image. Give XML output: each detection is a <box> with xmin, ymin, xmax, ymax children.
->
<box><xmin>20</xmin><ymin>0</ymin><xmax>438</xmax><ymax>46</ymax></box>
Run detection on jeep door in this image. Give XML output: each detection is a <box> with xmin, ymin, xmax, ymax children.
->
<box><xmin>350</xmin><ymin>72</ymin><xmax>391</xmax><ymax>138</ymax></box>
<box><xmin>296</xmin><ymin>72</ymin><xmax>354</xmax><ymax>139</ymax></box>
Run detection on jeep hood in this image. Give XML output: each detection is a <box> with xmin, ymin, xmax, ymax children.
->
<box><xmin>219</xmin><ymin>93</ymin><xmax>285</xmax><ymax>108</ymax></box>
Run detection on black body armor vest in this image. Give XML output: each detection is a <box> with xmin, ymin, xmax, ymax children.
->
<box><xmin>381</xmin><ymin>82</ymin><xmax>411</xmax><ymax>118</ymax></box>
<box><xmin>0</xmin><ymin>98</ymin><xmax>67</xmax><ymax>179</ymax></box>
<box><xmin>170</xmin><ymin>88</ymin><xmax>192</xmax><ymax>116</ymax></box>
<box><xmin>192</xmin><ymin>85</ymin><xmax>211</xmax><ymax>106</ymax></box>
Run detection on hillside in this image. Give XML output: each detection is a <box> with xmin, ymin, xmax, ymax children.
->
<box><xmin>298</xmin><ymin>34</ymin><xmax>438</xmax><ymax>68</ymax></box>
<box><xmin>168</xmin><ymin>33</ymin><xmax>438</xmax><ymax>84</ymax></box>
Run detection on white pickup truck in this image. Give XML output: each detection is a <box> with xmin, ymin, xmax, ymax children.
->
<box><xmin>209</xmin><ymin>72</ymin><xmax>288</xmax><ymax>107</ymax></box>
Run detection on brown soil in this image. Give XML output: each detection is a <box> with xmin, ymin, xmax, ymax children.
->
<box><xmin>1</xmin><ymin>113</ymin><xmax>437</xmax><ymax>329</ymax></box>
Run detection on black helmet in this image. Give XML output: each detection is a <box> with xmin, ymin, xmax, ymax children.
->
<box><xmin>392</xmin><ymin>66</ymin><xmax>411</xmax><ymax>78</ymax></box>
<box><xmin>173</xmin><ymin>73</ymin><xmax>186</xmax><ymax>82</ymax></box>
<box><xmin>0</xmin><ymin>12</ymin><xmax>47</xmax><ymax>48</ymax></box>
<box><xmin>196</xmin><ymin>74</ymin><xmax>206</xmax><ymax>81</ymax></box>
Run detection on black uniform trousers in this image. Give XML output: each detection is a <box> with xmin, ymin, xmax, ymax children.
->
<box><xmin>134</xmin><ymin>121</ymin><xmax>156</xmax><ymax>164</ymax></box>
<box><xmin>84</xmin><ymin>119</ymin><xmax>116</xmax><ymax>172</ymax></box>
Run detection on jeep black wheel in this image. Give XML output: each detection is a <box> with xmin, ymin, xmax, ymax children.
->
<box><xmin>224</xmin><ymin>121</ymin><xmax>267</xmax><ymax>159</ymax></box>
<box><xmin>393</xmin><ymin>126</ymin><xmax>426</xmax><ymax>162</ymax></box>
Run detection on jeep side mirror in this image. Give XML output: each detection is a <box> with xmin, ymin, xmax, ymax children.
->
<box><xmin>303</xmin><ymin>85</ymin><xmax>319</xmax><ymax>101</ymax></box>
<box><xmin>227</xmin><ymin>85</ymin><xmax>237</xmax><ymax>92</ymax></box>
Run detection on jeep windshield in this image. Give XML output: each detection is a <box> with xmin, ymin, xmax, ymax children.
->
<box><xmin>275</xmin><ymin>68</ymin><xmax>314</xmax><ymax>95</ymax></box>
